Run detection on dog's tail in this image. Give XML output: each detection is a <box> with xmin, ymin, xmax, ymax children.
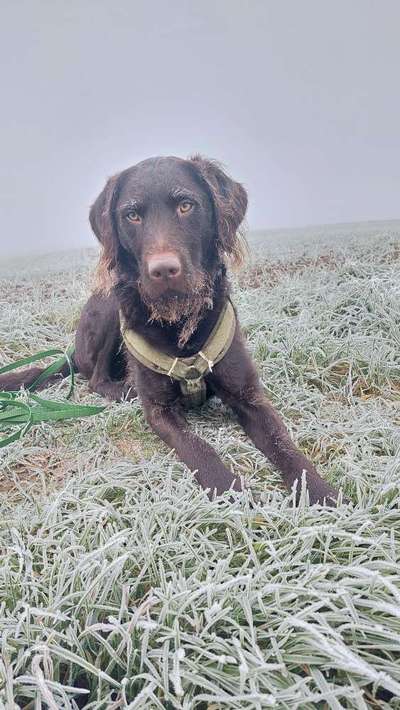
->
<box><xmin>0</xmin><ymin>349</ymin><xmax>77</xmax><ymax>393</ymax></box>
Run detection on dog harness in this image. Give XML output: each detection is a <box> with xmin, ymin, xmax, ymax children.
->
<box><xmin>119</xmin><ymin>300</ymin><xmax>236</xmax><ymax>408</ymax></box>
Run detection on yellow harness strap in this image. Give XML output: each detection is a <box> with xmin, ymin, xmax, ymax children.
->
<box><xmin>120</xmin><ymin>300</ymin><xmax>236</xmax><ymax>407</ymax></box>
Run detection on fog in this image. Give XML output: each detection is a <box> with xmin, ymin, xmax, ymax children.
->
<box><xmin>1</xmin><ymin>0</ymin><xmax>399</xmax><ymax>256</ymax></box>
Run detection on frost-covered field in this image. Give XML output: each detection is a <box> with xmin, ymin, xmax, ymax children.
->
<box><xmin>1</xmin><ymin>221</ymin><xmax>400</xmax><ymax>708</ymax></box>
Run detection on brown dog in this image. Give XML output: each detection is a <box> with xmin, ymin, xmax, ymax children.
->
<box><xmin>0</xmin><ymin>156</ymin><xmax>340</xmax><ymax>504</ymax></box>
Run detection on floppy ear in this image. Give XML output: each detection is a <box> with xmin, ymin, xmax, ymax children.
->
<box><xmin>190</xmin><ymin>155</ymin><xmax>249</xmax><ymax>267</ymax></box>
<box><xmin>89</xmin><ymin>173</ymin><xmax>121</xmax><ymax>255</ymax></box>
<box><xmin>89</xmin><ymin>173</ymin><xmax>121</xmax><ymax>293</ymax></box>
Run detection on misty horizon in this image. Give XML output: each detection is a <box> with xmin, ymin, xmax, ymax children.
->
<box><xmin>2</xmin><ymin>218</ymin><xmax>399</xmax><ymax>265</ymax></box>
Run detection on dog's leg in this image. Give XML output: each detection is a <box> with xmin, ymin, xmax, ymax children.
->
<box><xmin>0</xmin><ymin>365</ymin><xmax>62</xmax><ymax>392</ymax></box>
<box><xmin>224</xmin><ymin>390</ymin><xmax>338</xmax><ymax>505</ymax></box>
<box><xmin>134</xmin><ymin>364</ymin><xmax>242</xmax><ymax>496</ymax></box>
<box><xmin>209</xmin><ymin>333</ymin><xmax>341</xmax><ymax>505</ymax></box>
<box><xmin>134</xmin><ymin>365</ymin><xmax>242</xmax><ymax>497</ymax></box>
<box><xmin>87</xmin><ymin>335</ymin><xmax>136</xmax><ymax>402</ymax></box>
<box><xmin>74</xmin><ymin>293</ymin><xmax>136</xmax><ymax>401</ymax></box>
<box><xmin>143</xmin><ymin>402</ymin><xmax>243</xmax><ymax>496</ymax></box>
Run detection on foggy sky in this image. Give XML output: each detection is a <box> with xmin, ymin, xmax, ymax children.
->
<box><xmin>1</xmin><ymin>0</ymin><xmax>399</xmax><ymax>257</ymax></box>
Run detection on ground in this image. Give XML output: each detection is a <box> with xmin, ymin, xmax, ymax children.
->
<box><xmin>1</xmin><ymin>222</ymin><xmax>400</xmax><ymax>708</ymax></box>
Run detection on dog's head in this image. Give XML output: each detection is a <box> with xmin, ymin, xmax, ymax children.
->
<box><xmin>90</xmin><ymin>155</ymin><xmax>248</xmax><ymax>330</ymax></box>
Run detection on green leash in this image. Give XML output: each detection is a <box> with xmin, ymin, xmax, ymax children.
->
<box><xmin>0</xmin><ymin>344</ymin><xmax>105</xmax><ymax>448</ymax></box>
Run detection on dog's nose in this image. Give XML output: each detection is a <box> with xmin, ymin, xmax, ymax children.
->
<box><xmin>147</xmin><ymin>253</ymin><xmax>182</xmax><ymax>282</ymax></box>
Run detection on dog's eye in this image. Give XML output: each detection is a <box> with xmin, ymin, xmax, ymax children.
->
<box><xmin>126</xmin><ymin>210</ymin><xmax>141</xmax><ymax>223</ymax></box>
<box><xmin>178</xmin><ymin>201</ymin><xmax>193</xmax><ymax>215</ymax></box>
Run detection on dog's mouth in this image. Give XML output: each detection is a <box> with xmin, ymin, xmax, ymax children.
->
<box><xmin>138</xmin><ymin>269</ymin><xmax>214</xmax><ymax>348</ymax></box>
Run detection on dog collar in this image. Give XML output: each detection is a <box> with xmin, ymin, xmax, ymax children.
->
<box><xmin>119</xmin><ymin>300</ymin><xmax>236</xmax><ymax>408</ymax></box>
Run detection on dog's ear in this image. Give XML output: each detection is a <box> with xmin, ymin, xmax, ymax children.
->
<box><xmin>89</xmin><ymin>173</ymin><xmax>121</xmax><ymax>293</ymax></box>
<box><xmin>190</xmin><ymin>155</ymin><xmax>248</xmax><ymax>267</ymax></box>
<box><xmin>89</xmin><ymin>173</ymin><xmax>121</xmax><ymax>254</ymax></box>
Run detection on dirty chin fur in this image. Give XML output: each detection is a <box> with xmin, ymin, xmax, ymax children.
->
<box><xmin>139</xmin><ymin>271</ymin><xmax>214</xmax><ymax>348</ymax></box>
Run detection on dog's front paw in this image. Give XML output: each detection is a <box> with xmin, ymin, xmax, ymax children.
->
<box><xmin>297</xmin><ymin>474</ymin><xmax>349</xmax><ymax>507</ymax></box>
